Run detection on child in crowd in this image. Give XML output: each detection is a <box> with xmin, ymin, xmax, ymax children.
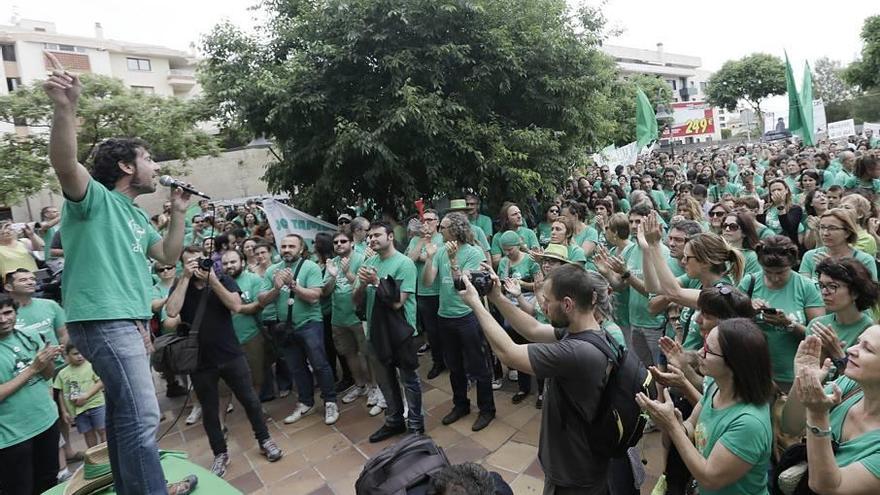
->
<box><xmin>53</xmin><ymin>344</ymin><xmax>106</xmax><ymax>447</ymax></box>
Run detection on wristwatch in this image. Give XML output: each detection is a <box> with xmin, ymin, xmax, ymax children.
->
<box><xmin>807</xmin><ymin>423</ymin><xmax>833</xmax><ymax>438</ymax></box>
<box><xmin>621</xmin><ymin>271</ymin><xmax>631</xmax><ymax>280</ymax></box>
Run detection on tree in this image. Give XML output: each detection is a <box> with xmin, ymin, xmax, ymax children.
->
<box><xmin>199</xmin><ymin>0</ymin><xmax>621</xmax><ymax>217</ymax></box>
<box><xmin>813</xmin><ymin>57</ymin><xmax>859</xmax><ymax>104</ymax></box>
<box><xmin>607</xmin><ymin>74</ymin><xmax>673</xmax><ymax>146</ymax></box>
<box><xmin>706</xmin><ymin>53</ymin><xmax>786</xmax><ymax>133</ymax></box>
<box><xmin>844</xmin><ymin>16</ymin><xmax>880</xmax><ymax>91</ymax></box>
<box><xmin>0</xmin><ymin>74</ymin><xmax>219</xmax><ymax>206</ymax></box>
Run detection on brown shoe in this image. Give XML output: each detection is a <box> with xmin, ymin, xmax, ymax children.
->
<box><xmin>167</xmin><ymin>475</ymin><xmax>198</xmax><ymax>495</ymax></box>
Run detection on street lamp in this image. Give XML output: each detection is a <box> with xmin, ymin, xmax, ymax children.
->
<box><xmin>655</xmin><ymin>103</ymin><xmax>676</xmax><ymax>160</ymax></box>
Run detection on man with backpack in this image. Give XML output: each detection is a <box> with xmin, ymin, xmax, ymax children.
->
<box><xmin>459</xmin><ymin>264</ymin><xmax>651</xmax><ymax>494</ymax></box>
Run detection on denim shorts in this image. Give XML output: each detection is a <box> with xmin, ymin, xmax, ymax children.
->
<box><xmin>75</xmin><ymin>405</ymin><xmax>106</xmax><ymax>433</ymax></box>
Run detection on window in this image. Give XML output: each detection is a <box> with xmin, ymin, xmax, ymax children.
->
<box><xmin>0</xmin><ymin>44</ymin><xmax>15</xmax><ymax>61</ymax></box>
<box><xmin>666</xmin><ymin>79</ymin><xmax>677</xmax><ymax>90</ymax></box>
<box><xmin>43</xmin><ymin>43</ymin><xmax>86</xmax><ymax>53</ymax></box>
<box><xmin>127</xmin><ymin>57</ymin><xmax>151</xmax><ymax>71</ymax></box>
<box><xmin>700</xmin><ymin>81</ymin><xmax>708</xmax><ymax>92</ymax></box>
<box><xmin>130</xmin><ymin>85</ymin><xmax>155</xmax><ymax>94</ymax></box>
<box><xmin>6</xmin><ymin>78</ymin><xmax>22</xmax><ymax>92</ymax></box>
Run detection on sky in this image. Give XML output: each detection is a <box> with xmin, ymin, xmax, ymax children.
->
<box><xmin>6</xmin><ymin>0</ymin><xmax>877</xmax><ymax>117</ymax></box>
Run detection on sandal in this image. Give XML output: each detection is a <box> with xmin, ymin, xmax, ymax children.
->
<box><xmin>167</xmin><ymin>475</ymin><xmax>199</xmax><ymax>495</ymax></box>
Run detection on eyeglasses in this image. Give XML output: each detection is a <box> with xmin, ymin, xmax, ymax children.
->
<box><xmin>424</xmin><ymin>218</ymin><xmax>438</xmax><ymax>223</ymax></box>
<box><xmin>333</xmin><ymin>240</ymin><xmax>349</xmax><ymax>245</ymax></box>
<box><xmin>709</xmin><ymin>211</ymin><xmax>727</xmax><ymax>218</ymax></box>
<box><xmin>722</xmin><ymin>223</ymin><xmax>740</xmax><ymax>231</ymax></box>
<box><xmin>156</xmin><ymin>266</ymin><xmax>175</xmax><ymax>273</ymax></box>
<box><xmin>818</xmin><ymin>282</ymin><xmax>841</xmax><ymax>294</ymax></box>
<box><xmin>819</xmin><ymin>225</ymin><xmax>846</xmax><ymax>232</ymax></box>
<box><xmin>337</xmin><ymin>219</ymin><xmax>351</xmax><ymax>225</ymax></box>
<box><xmin>548</xmin><ymin>208</ymin><xmax>559</xmax><ymax>213</ymax></box>
<box><xmin>466</xmin><ymin>202</ymin><xmax>478</xmax><ymax>207</ymax></box>
<box><xmin>702</xmin><ymin>345</ymin><xmax>724</xmax><ymax>359</ymax></box>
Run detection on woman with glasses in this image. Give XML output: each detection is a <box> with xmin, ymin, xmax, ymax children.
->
<box><xmin>535</xmin><ymin>204</ymin><xmax>559</xmax><ymax>247</ymax></box>
<box><xmin>638</xmin><ymin>318</ymin><xmax>774</xmax><ymax>495</ymax></box>
<box><xmin>799</xmin><ymin>209</ymin><xmax>877</xmax><ymax>281</ymax></box>
<box><xmin>721</xmin><ymin>211</ymin><xmax>762</xmax><ymax>276</ymax></box>
<box><xmin>807</xmin><ymin>258</ymin><xmax>879</xmax><ymax>361</ymax></box>
<box><xmin>707</xmin><ymin>203</ymin><xmax>730</xmax><ymax>236</ymax></box>
<box><xmin>739</xmin><ymin>236</ymin><xmax>825</xmax><ymax>393</ymax></box>
<box><xmin>779</xmin><ymin>329</ymin><xmax>880</xmax><ymax>494</ymax></box>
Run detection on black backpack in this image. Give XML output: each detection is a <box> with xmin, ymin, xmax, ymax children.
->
<box><xmin>355</xmin><ymin>434</ymin><xmax>450</xmax><ymax>495</ymax></box>
<box><xmin>561</xmin><ymin>330</ymin><xmax>656</xmax><ymax>458</ymax></box>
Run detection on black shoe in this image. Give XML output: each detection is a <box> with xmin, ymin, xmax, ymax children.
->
<box><xmin>512</xmin><ymin>391</ymin><xmax>529</xmax><ymax>404</ymax></box>
<box><xmin>441</xmin><ymin>407</ymin><xmax>470</xmax><ymax>426</ymax></box>
<box><xmin>536</xmin><ymin>394</ymin><xmax>543</xmax><ymax>409</ymax></box>
<box><xmin>260</xmin><ymin>395</ymin><xmax>276</xmax><ymax>403</ymax></box>
<box><xmin>369</xmin><ymin>423</ymin><xmax>407</xmax><ymax>443</ymax></box>
<box><xmin>335</xmin><ymin>377</ymin><xmax>355</xmax><ymax>394</ymax></box>
<box><xmin>165</xmin><ymin>382</ymin><xmax>187</xmax><ymax>398</ymax></box>
<box><xmin>426</xmin><ymin>364</ymin><xmax>446</xmax><ymax>380</ymax></box>
<box><xmin>472</xmin><ymin>412</ymin><xmax>495</xmax><ymax>431</ymax></box>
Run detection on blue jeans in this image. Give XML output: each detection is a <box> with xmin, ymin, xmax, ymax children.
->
<box><xmin>68</xmin><ymin>320</ymin><xmax>166</xmax><ymax>495</ymax></box>
<box><xmin>282</xmin><ymin>321</ymin><xmax>337</xmax><ymax>406</ymax></box>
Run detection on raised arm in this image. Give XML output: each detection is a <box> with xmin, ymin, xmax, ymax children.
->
<box><xmin>43</xmin><ymin>52</ymin><xmax>90</xmax><ymax>202</ymax></box>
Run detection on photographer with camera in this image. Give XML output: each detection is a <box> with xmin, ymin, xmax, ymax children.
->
<box><xmin>164</xmin><ymin>246</ymin><xmax>282</xmax><ymax>478</ymax></box>
<box><xmin>423</xmin><ymin>212</ymin><xmax>496</xmax><ymax>432</ymax></box>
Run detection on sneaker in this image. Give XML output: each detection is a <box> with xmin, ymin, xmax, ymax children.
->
<box><xmin>342</xmin><ymin>384</ymin><xmax>368</xmax><ymax>404</ymax></box>
<box><xmin>185</xmin><ymin>405</ymin><xmax>202</xmax><ymax>425</ymax></box>
<box><xmin>283</xmin><ymin>403</ymin><xmax>314</xmax><ymax>424</ymax></box>
<box><xmin>167</xmin><ymin>475</ymin><xmax>199</xmax><ymax>495</ymax></box>
<box><xmin>366</xmin><ymin>385</ymin><xmax>379</xmax><ymax>407</ymax></box>
<box><xmin>260</xmin><ymin>439</ymin><xmax>283</xmax><ymax>462</ymax></box>
<box><xmin>57</xmin><ymin>468</ymin><xmax>72</xmax><ymax>483</ymax></box>
<box><xmin>369</xmin><ymin>391</ymin><xmax>387</xmax><ymax>417</ymax></box>
<box><xmin>491</xmin><ymin>378</ymin><xmax>503</xmax><ymax>390</ymax></box>
<box><xmin>324</xmin><ymin>402</ymin><xmax>340</xmax><ymax>425</ymax></box>
<box><xmin>210</xmin><ymin>453</ymin><xmax>230</xmax><ymax>478</ymax></box>
<box><xmin>417</xmin><ymin>343</ymin><xmax>430</xmax><ymax>355</ymax></box>
<box><xmin>226</xmin><ymin>401</ymin><xmax>234</xmax><ymax>414</ymax></box>
<box><xmin>508</xmin><ymin>370</ymin><xmax>518</xmax><ymax>381</ymax></box>
<box><xmin>535</xmin><ymin>394</ymin><xmax>543</xmax><ymax>409</ymax></box>
<box><xmin>278</xmin><ymin>389</ymin><xmax>291</xmax><ymax>399</ymax></box>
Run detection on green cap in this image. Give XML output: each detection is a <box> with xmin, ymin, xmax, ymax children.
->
<box><xmin>499</xmin><ymin>230</ymin><xmax>521</xmax><ymax>247</ymax></box>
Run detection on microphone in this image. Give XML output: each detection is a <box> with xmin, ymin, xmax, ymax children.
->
<box><xmin>158</xmin><ymin>176</ymin><xmax>211</xmax><ymax>199</ymax></box>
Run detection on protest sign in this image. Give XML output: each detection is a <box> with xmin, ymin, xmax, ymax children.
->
<box><xmin>827</xmin><ymin>119</ymin><xmax>856</xmax><ymax>140</ymax></box>
<box><xmin>262</xmin><ymin>199</ymin><xmax>337</xmax><ymax>250</ymax></box>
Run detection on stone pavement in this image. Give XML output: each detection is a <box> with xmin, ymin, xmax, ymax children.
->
<box><xmin>65</xmin><ymin>355</ymin><xmax>665</xmax><ymax>494</ymax></box>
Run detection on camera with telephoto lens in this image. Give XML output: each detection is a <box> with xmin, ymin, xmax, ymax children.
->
<box><xmin>198</xmin><ymin>257</ymin><xmax>214</xmax><ymax>271</ymax></box>
<box><xmin>453</xmin><ymin>271</ymin><xmax>495</xmax><ymax>296</ymax></box>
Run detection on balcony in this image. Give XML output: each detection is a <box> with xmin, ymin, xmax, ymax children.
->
<box><xmin>167</xmin><ymin>69</ymin><xmax>196</xmax><ymax>89</ymax></box>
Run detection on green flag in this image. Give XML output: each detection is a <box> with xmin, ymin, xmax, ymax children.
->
<box><xmin>800</xmin><ymin>61</ymin><xmax>815</xmax><ymax>146</ymax></box>
<box><xmin>635</xmin><ymin>87</ymin><xmax>658</xmax><ymax>149</ymax></box>
<box><xmin>785</xmin><ymin>51</ymin><xmax>807</xmax><ymax>141</ymax></box>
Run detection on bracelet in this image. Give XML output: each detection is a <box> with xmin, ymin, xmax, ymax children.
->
<box><xmin>806</xmin><ymin>423</ymin><xmax>833</xmax><ymax>438</ymax></box>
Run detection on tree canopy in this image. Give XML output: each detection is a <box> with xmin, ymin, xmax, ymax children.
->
<box><xmin>200</xmin><ymin>0</ymin><xmax>631</xmax><ymax>217</ymax></box>
<box><xmin>812</xmin><ymin>57</ymin><xmax>859</xmax><ymax>104</ymax></box>
<box><xmin>705</xmin><ymin>53</ymin><xmax>786</xmax><ymax>130</ymax></box>
<box><xmin>844</xmin><ymin>16</ymin><xmax>880</xmax><ymax>91</ymax></box>
<box><xmin>0</xmin><ymin>74</ymin><xmax>219</xmax><ymax>206</ymax></box>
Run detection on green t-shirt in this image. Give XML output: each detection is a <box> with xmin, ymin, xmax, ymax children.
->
<box><xmin>601</xmin><ymin>320</ymin><xmax>626</xmax><ymax>350</ymax></box>
<box><xmin>738</xmin><ymin>272</ymin><xmax>824</xmax><ymax>382</ymax></box>
<box><xmin>471</xmin><ymin>225</ymin><xmax>491</xmax><ymax>253</ymax></box>
<box><xmin>260</xmin><ymin>258</ymin><xmax>324</xmax><ymax>329</ymax></box>
<box><xmin>436</xmin><ymin>243</ymin><xmax>486</xmax><ymax>318</ymax></box>
<box><xmin>470</xmin><ymin>214</ymin><xmax>494</xmax><ymax>238</ymax></box>
<box><xmin>708</xmin><ymin>182</ymin><xmax>743</xmax><ymax>203</ymax></box>
<box><xmin>807</xmin><ymin>313</ymin><xmax>874</xmax><ymax>349</ymax></box>
<box><xmin>649</xmin><ymin>190</ymin><xmax>671</xmax><ymax>214</ymax></box>
<box><xmin>573</xmin><ymin>225</ymin><xmax>600</xmax><ymax>270</ymax></box>
<box><xmin>405</xmin><ymin>234</ymin><xmax>444</xmax><ymax>296</ymax></box>
<box><xmin>0</xmin><ymin>330</ymin><xmax>58</xmax><ymax>449</ymax></box>
<box><xmin>826</xmin><ymin>376</ymin><xmax>880</xmax><ymax>478</ymax></box>
<box><xmin>742</xmin><ymin>249</ymin><xmax>762</xmax><ymax>276</ymax></box>
<box><xmin>535</xmin><ymin>222</ymin><xmax>553</xmax><ymax>247</ymax></box>
<box><xmin>60</xmin><ymin>179</ymin><xmax>162</xmax><ymax>322</ymax></box>
<box><xmin>363</xmin><ymin>251</ymin><xmax>418</xmax><ymax>336</ymax></box>
<box><xmin>53</xmin><ymin>361</ymin><xmax>105</xmax><ymax>417</ymax></box>
<box><xmin>799</xmin><ymin>247</ymin><xmax>878</xmax><ymax>281</ymax></box>
<box><xmin>490</xmin><ymin>226</ymin><xmax>540</xmax><ymax>255</ymax></box>
<box><xmin>622</xmin><ymin>242</ymin><xmax>669</xmax><ymax>328</ymax></box>
<box><xmin>609</xmin><ymin>244</ymin><xmax>631</xmax><ymax>328</ymax></box>
<box><xmin>497</xmin><ymin>255</ymin><xmax>539</xmax><ymax>287</ymax></box>
<box><xmin>231</xmin><ymin>271</ymin><xmax>263</xmax><ymax>344</ymax></box>
<box><xmin>693</xmin><ymin>378</ymin><xmax>772</xmax><ymax>495</ymax></box>
<box><xmin>16</xmin><ymin>298</ymin><xmax>66</xmax><ymax>366</ymax></box>
<box><xmin>329</xmin><ymin>252</ymin><xmax>365</xmax><ymax>327</ymax></box>
<box><xmin>567</xmin><ymin>244</ymin><xmax>587</xmax><ymax>265</ymax></box>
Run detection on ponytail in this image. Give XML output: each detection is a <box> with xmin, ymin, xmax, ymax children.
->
<box><xmin>726</xmin><ymin>247</ymin><xmax>745</xmax><ymax>284</ymax></box>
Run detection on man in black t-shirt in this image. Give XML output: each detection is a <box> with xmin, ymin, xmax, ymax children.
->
<box><xmin>460</xmin><ymin>264</ymin><xmax>612</xmax><ymax>494</ymax></box>
<box><xmin>165</xmin><ymin>246</ymin><xmax>282</xmax><ymax>478</ymax></box>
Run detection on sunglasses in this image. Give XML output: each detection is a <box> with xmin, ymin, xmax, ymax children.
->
<box><xmin>722</xmin><ymin>223</ymin><xmax>740</xmax><ymax>231</ymax></box>
<box><xmin>709</xmin><ymin>211</ymin><xmax>727</xmax><ymax>217</ymax></box>
<box><xmin>156</xmin><ymin>266</ymin><xmax>175</xmax><ymax>273</ymax></box>
<box><xmin>338</xmin><ymin>219</ymin><xmax>351</xmax><ymax>225</ymax></box>
<box><xmin>333</xmin><ymin>239</ymin><xmax>350</xmax><ymax>245</ymax></box>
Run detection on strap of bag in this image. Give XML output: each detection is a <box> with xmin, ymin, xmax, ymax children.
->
<box><xmin>747</xmin><ymin>273</ymin><xmax>756</xmax><ymax>298</ymax></box>
<box><xmin>189</xmin><ymin>282</ymin><xmax>212</xmax><ymax>337</ymax></box>
<box><xmin>284</xmin><ymin>260</ymin><xmax>305</xmax><ymax>330</ymax></box>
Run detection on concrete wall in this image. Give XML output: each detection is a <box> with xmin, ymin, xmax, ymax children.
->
<box><xmin>10</xmin><ymin>147</ymin><xmax>277</xmax><ymax>221</ymax></box>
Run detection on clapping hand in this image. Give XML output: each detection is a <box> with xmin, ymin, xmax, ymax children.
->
<box><xmin>810</xmin><ymin>322</ymin><xmax>845</xmax><ymax>359</ymax></box>
<box><xmin>649</xmin><ymin>364</ymin><xmax>688</xmax><ymax>389</ymax></box>
<box><xmin>31</xmin><ymin>343</ymin><xmax>62</xmax><ymax>372</ymax></box>
<box><xmin>642</xmin><ymin>213</ymin><xmax>662</xmax><ymax>245</ymax></box>
<box><xmin>795</xmin><ymin>336</ymin><xmax>841</xmax><ymax>414</ymax></box>
<box><xmin>635</xmin><ymin>388</ymin><xmax>683</xmax><ymax>434</ymax></box>
<box><xmin>503</xmin><ymin>278</ymin><xmax>522</xmax><ymax>297</ymax></box>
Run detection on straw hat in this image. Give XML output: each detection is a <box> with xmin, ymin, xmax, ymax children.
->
<box><xmin>531</xmin><ymin>243</ymin><xmax>574</xmax><ymax>264</ymax></box>
<box><xmin>64</xmin><ymin>443</ymin><xmax>114</xmax><ymax>495</ymax></box>
<box><xmin>446</xmin><ymin>199</ymin><xmax>470</xmax><ymax>212</ymax></box>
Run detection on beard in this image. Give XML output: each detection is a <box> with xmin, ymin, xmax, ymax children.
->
<box><xmin>547</xmin><ymin>310</ymin><xmax>570</xmax><ymax>329</ymax></box>
<box><xmin>226</xmin><ymin>267</ymin><xmax>243</xmax><ymax>279</ymax></box>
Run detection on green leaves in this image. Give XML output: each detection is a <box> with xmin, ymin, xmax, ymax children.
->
<box><xmin>706</xmin><ymin>53</ymin><xmax>786</xmax><ymax>120</ymax></box>
<box><xmin>200</xmin><ymin>0</ymin><xmax>623</xmax><ymax>217</ymax></box>
<box><xmin>844</xmin><ymin>16</ymin><xmax>880</xmax><ymax>91</ymax></box>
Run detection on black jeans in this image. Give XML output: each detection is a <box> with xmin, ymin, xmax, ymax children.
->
<box><xmin>506</xmin><ymin>322</ymin><xmax>544</xmax><ymax>395</ymax></box>
<box><xmin>191</xmin><ymin>355</ymin><xmax>270</xmax><ymax>455</ymax></box>
<box><xmin>417</xmin><ymin>295</ymin><xmax>443</xmax><ymax>366</ymax></box>
<box><xmin>0</xmin><ymin>422</ymin><xmax>59</xmax><ymax>495</ymax></box>
<box><xmin>438</xmin><ymin>313</ymin><xmax>496</xmax><ymax>414</ymax></box>
<box><xmin>323</xmin><ymin>312</ymin><xmax>352</xmax><ymax>384</ymax></box>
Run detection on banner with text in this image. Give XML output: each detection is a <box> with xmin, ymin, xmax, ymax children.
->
<box><xmin>813</xmin><ymin>100</ymin><xmax>827</xmax><ymax>135</ymax></box>
<box><xmin>827</xmin><ymin>119</ymin><xmax>856</xmax><ymax>140</ymax></box>
<box><xmin>863</xmin><ymin>123</ymin><xmax>880</xmax><ymax>135</ymax></box>
<box><xmin>660</xmin><ymin>101</ymin><xmax>716</xmax><ymax>138</ymax></box>
<box><xmin>262</xmin><ymin>199</ymin><xmax>337</xmax><ymax>250</ymax></box>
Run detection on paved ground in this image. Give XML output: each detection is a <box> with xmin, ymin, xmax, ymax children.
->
<box><xmin>66</xmin><ymin>355</ymin><xmax>666</xmax><ymax>494</ymax></box>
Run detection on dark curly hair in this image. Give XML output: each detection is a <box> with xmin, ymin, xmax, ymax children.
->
<box><xmin>816</xmin><ymin>258</ymin><xmax>880</xmax><ymax>311</ymax></box>
<box><xmin>89</xmin><ymin>138</ymin><xmax>150</xmax><ymax>190</ymax></box>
